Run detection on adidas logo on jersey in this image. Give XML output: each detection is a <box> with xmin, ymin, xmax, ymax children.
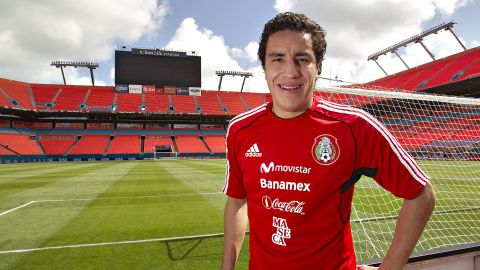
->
<box><xmin>245</xmin><ymin>143</ymin><xmax>262</xmax><ymax>157</ymax></box>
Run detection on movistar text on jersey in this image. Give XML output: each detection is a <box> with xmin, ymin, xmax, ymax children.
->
<box><xmin>260</xmin><ymin>178</ymin><xmax>311</xmax><ymax>192</ymax></box>
<box><xmin>260</xmin><ymin>162</ymin><xmax>312</xmax><ymax>174</ymax></box>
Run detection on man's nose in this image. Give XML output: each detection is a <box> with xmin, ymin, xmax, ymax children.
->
<box><xmin>284</xmin><ymin>59</ymin><xmax>301</xmax><ymax>78</ymax></box>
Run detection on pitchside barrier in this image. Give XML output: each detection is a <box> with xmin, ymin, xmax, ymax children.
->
<box><xmin>0</xmin><ymin>152</ymin><xmax>227</xmax><ymax>164</ymax></box>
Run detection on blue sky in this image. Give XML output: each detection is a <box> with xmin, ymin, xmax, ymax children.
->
<box><xmin>0</xmin><ymin>0</ymin><xmax>479</xmax><ymax>92</ymax></box>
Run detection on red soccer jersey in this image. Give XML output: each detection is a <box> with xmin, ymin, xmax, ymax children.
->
<box><xmin>223</xmin><ymin>98</ymin><xmax>429</xmax><ymax>270</ymax></box>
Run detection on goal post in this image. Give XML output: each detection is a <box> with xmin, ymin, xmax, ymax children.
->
<box><xmin>314</xmin><ymin>86</ymin><xmax>480</xmax><ymax>262</ymax></box>
<box><xmin>154</xmin><ymin>152</ymin><xmax>178</xmax><ymax>160</ymax></box>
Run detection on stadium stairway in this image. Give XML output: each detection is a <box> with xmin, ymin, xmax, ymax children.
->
<box><xmin>0</xmin><ymin>143</ymin><xmax>20</xmax><ymax>155</ymax></box>
<box><xmin>65</xmin><ymin>137</ymin><xmax>80</xmax><ymax>155</ymax></box>
<box><xmin>103</xmin><ymin>136</ymin><xmax>113</xmax><ymax>155</ymax></box>
<box><xmin>200</xmin><ymin>136</ymin><xmax>213</xmax><ymax>153</ymax></box>
<box><xmin>35</xmin><ymin>139</ymin><xmax>46</xmax><ymax>155</ymax></box>
<box><xmin>239</xmin><ymin>95</ymin><xmax>251</xmax><ymax>110</ymax></box>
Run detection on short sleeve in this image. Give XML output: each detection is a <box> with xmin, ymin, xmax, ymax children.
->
<box><xmin>222</xmin><ymin>126</ymin><xmax>247</xmax><ymax>199</ymax></box>
<box><xmin>354</xmin><ymin>112</ymin><xmax>429</xmax><ymax>199</ymax></box>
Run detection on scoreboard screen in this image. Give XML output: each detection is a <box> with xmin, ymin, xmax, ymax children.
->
<box><xmin>115</xmin><ymin>49</ymin><xmax>201</xmax><ymax>87</ymax></box>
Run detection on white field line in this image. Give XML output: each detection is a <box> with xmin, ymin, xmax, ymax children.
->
<box><xmin>0</xmin><ymin>232</ymin><xmax>227</xmax><ymax>254</ymax></box>
<box><xmin>34</xmin><ymin>192</ymin><xmax>223</xmax><ymax>203</ymax></box>
<box><xmin>0</xmin><ymin>192</ymin><xmax>223</xmax><ymax>218</ymax></box>
<box><xmin>0</xmin><ymin>201</ymin><xmax>36</xmax><ymax>217</ymax></box>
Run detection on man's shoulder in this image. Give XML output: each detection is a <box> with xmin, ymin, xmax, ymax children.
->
<box><xmin>227</xmin><ymin>103</ymin><xmax>269</xmax><ymax>134</ymax></box>
<box><xmin>313</xmin><ymin>98</ymin><xmax>367</xmax><ymax>124</ymax></box>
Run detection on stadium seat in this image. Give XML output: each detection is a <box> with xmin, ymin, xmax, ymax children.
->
<box><xmin>39</xmin><ymin>136</ymin><xmax>76</xmax><ymax>155</ymax></box>
<box><xmin>143</xmin><ymin>136</ymin><xmax>175</xmax><ymax>153</ymax></box>
<box><xmin>68</xmin><ymin>135</ymin><xmax>110</xmax><ymax>154</ymax></box>
<box><xmin>203</xmin><ymin>135</ymin><xmax>226</xmax><ymax>153</ymax></box>
<box><xmin>115</xmin><ymin>93</ymin><xmax>143</xmax><ymax>112</ymax></box>
<box><xmin>107</xmin><ymin>135</ymin><xmax>141</xmax><ymax>154</ymax></box>
<box><xmin>31</xmin><ymin>84</ymin><xmax>61</xmax><ymax>108</ymax></box>
<box><xmin>53</xmin><ymin>85</ymin><xmax>89</xmax><ymax>111</ymax></box>
<box><xmin>0</xmin><ymin>78</ymin><xmax>34</xmax><ymax>109</ymax></box>
<box><xmin>174</xmin><ymin>135</ymin><xmax>209</xmax><ymax>153</ymax></box>
<box><xmin>0</xmin><ymin>133</ymin><xmax>42</xmax><ymax>155</ymax></box>
<box><xmin>195</xmin><ymin>91</ymin><xmax>224</xmax><ymax>114</ymax></box>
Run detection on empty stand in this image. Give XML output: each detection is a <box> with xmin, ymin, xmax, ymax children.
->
<box><xmin>196</xmin><ymin>91</ymin><xmax>224</xmax><ymax>114</ymax></box>
<box><xmin>107</xmin><ymin>135</ymin><xmax>141</xmax><ymax>154</ymax></box>
<box><xmin>115</xmin><ymin>93</ymin><xmax>143</xmax><ymax>112</ymax></box>
<box><xmin>427</xmin><ymin>50</ymin><xmax>480</xmax><ymax>88</ymax></box>
<box><xmin>175</xmin><ymin>135</ymin><xmax>209</xmax><ymax>153</ymax></box>
<box><xmin>170</xmin><ymin>95</ymin><xmax>197</xmax><ymax>113</ymax></box>
<box><xmin>0</xmin><ymin>78</ymin><xmax>34</xmax><ymax>109</ymax></box>
<box><xmin>69</xmin><ymin>135</ymin><xmax>110</xmax><ymax>154</ymax></box>
<box><xmin>0</xmin><ymin>134</ymin><xmax>42</xmax><ymax>155</ymax></box>
<box><xmin>402</xmin><ymin>60</ymin><xmax>452</xmax><ymax>91</ymax></box>
<box><xmin>53</xmin><ymin>85</ymin><xmax>89</xmax><ymax>111</ymax></box>
<box><xmin>39</xmin><ymin>136</ymin><xmax>76</xmax><ymax>155</ymax></box>
<box><xmin>220</xmin><ymin>92</ymin><xmax>248</xmax><ymax>115</ymax></box>
<box><xmin>241</xmin><ymin>92</ymin><xmax>268</xmax><ymax>109</ymax></box>
<box><xmin>85</xmin><ymin>87</ymin><xmax>115</xmax><ymax>109</ymax></box>
<box><xmin>31</xmin><ymin>84</ymin><xmax>60</xmax><ymax>107</ymax></box>
<box><xmin>143</xmin><ymin>93</ymin><xmax>170</xmax><ymax>113</ymax></box>
<box><xmin>144</xmin><ymin>136</ymin><xmax>175</xmax><ymax>153</ymax></box>
<box><xmin>204</xmin><ymin>135</ymin><xmax>226</xmax><ymax>153</ymax></box>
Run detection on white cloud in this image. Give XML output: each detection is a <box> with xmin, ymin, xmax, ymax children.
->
<box><xmin>273</xmin><ymin>0</ymin><xmax>473</xmax><ymax>84</ymax></box>
<box><xmin>433</xmin><ymin>0</ymin><xmax>473</xmax><ymax>15</ymax></box>
<box><xmin>0</xmin><ymin>0</ymin><xmax>169</xmax><ymax>84</ymax></box>
<box><xmin>166</xmin><ymin>18</ymin><xmax>264</xmax><ymax>92</ymax></box>
<box><xmin>472</xmin><ymin>40</ymin><xmax>480</xmax><ymax>47</ymax></box>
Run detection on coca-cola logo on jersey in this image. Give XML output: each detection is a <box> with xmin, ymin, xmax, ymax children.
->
<box><xmin>262</xmin><ymin>195</ymin><xmax>306</xmax><ymax>215</ymax></box>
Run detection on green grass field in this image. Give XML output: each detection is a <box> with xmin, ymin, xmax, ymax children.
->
<box><xmin>0</xmin><ymin>160</ymin><xmax>478</xmax><ymax>269</ymax></box>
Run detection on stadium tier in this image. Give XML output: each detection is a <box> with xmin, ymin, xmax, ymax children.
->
<box><xmin>68</xmin><ymin>135</ymin><xmax>110</xmax><ymax>155</ymax></box>
<box><xmin>174</xmin><ymin>135</ymin><xmax>210</xmax><ymax>153</ymax></box>
<box><xmin>0</xmin><ymin>133</ymin><xmax>42</xmax><ymax>155</ymax></box>
<box><xmin>0</xmin><ymin>78</ymin><xmax>34</xmax><ymax>109</ymax></box>
<box><xmin>367</xmin><ymin>46</ymin><xmax>480</xmax><ymax>91</ymax></box>
<box><xmin>0</xmin><ymin>79</ymin><xmax>269</xmax><ymax>115</ymax></box>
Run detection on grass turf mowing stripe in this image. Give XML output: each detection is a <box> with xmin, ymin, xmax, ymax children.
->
<box><xmin>0</xmin><ymin>162</ymin><xmax>138</xmax><ymax>269</ymax></box>
<box><xmin>0</xmin><ymin>232</ymin><xmax>226</xmax><ymax>254</ymax></box>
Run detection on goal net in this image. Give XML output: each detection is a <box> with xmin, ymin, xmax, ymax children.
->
<box><xmin>315</xmin><ymin>86</ymin><xmax>480</xmax><ymax>262</ymax></box>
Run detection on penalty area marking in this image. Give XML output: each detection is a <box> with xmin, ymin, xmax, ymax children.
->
<box><xmin>0</xmin><ymin>192</ymin><xmax>223</xmax><ymax>217</ymax></box>
<box><xmin>0</xmin><ymin>232</ymin><xmax>231</xmax><ymax>254</ymax></box>
<box><xmin>0</xmin><ymin>201</ymin><xmax>36</xmax><ymax>217</ymax></box>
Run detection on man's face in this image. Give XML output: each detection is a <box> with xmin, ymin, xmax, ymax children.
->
<box><xmin>264</xmin><ymin>29</ymin><xmax>318</xmax><ymax>119</ymax></box>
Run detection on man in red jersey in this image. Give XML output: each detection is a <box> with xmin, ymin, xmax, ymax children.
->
<box><xmin>221</xmin><ymin>12</ymin><xmax>435</xmax><ymax>270</ymax></box>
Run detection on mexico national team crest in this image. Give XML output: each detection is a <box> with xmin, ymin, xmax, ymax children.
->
<box><xmin>312</xmin><ymin>134</ymin><xmax>340</xmax><ymax>165</ymax></box>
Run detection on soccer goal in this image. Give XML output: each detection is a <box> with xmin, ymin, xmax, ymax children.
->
<box><xmin>154</xmin><ymin>151</ymin><xmax>178</xmax><ymax>160</ymax></box>
<box><xmin>314</xmin><ymin>86</ymin><xmax>480</xmax><ymax>262</ymax></box>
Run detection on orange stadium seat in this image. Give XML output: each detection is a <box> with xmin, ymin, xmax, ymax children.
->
<box><xmin>107</xmin><ymin>135</ymin><xmax>141</xmax><ymax>154</ymax></box>
<box><xmin>203</xmin><ymin>135</ymin><xmax>226</xmax><ymax>153</ymax></box>
<box><xmin>196</xmin><ymin>91</ymin><xmax>224</xmax><ymax>114</ymax></box>
<box><xmin>143</xmin><ymin>93</ymin><xmax>170</xmax><ymax>113</ymax></box>
<box><xmin>115</xmin><ymin>93</ymin><xmax>143</xmax><ymax>112</ymax></box>
<box><xmin>170</xmin><ymin>94</ymin><xmax>197</xmax><ymax>113</ymax></box>
<box><xmin>31</xmin><ymin>84</ymin><xmax>60</xmax><ymax>107</ymax></box>
<box><xmin>39</xmin><ymin>136</ymin><xmax>76</xmax><ymax>155</ymax></box>
<box><xmin>175</xmin><ymin>135</ymin><xmax>209</xmax><ymax>153</ymax></box>
<box><xmin>0</xmin><ymin>134</ymin><xmax>42</xmax><ymax>155</ymax></box>
<box><xmin>0</xmin><ymin>78</ymin><xmax>34</xmax><ymax>109</ymax></box>
<box><xmin>69</xmin><ymin>135</ymin><xmax>110</xmax><ymax>154</ymax></box>
<box><xmin>219</xmin><ymin>91</ymin><xmax>248</xmax><ymax>115</ymax></box>
<box><xmin>85</xmin><ymin>87</ymin><xmax>115</xmax><ymax>109</ymax></box>
<box><xmin>144</xmin><ymin>136</ymin><xmax>175</xmax><ymax>153</ymax></box>
<box><xmin>53</xmin><ymin>85</ymin><xmax>89</xmax><ymax>111</ymax></box>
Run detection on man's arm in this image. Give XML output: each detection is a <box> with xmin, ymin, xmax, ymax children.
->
<box><xmin>220</xmin><ymin>196</ymin><xmax>248</xmax><ymax>270</ymax></box>
<box><xmin>358</xmin><ymin>182</ymin><xmax>436</xmax><ymax>270</ymax></box>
